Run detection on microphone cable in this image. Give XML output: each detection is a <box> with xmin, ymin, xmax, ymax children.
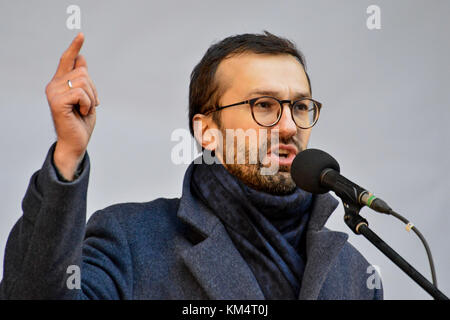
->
<box><xmin>387</xmin><ymin>209</ymin><xmax>438</xmax><ymax>287</ymax></box>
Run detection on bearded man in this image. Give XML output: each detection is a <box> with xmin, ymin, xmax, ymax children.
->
<box><xmin>0</xmin><ymin>31</ymin><xmax>382</xmax><ymax>300</ymax></box>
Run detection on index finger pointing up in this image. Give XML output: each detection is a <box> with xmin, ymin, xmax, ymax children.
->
<box><xmin>54</xmin><ymin>32</ymin><xmax>85</xmax><ymax>78</ymax></box>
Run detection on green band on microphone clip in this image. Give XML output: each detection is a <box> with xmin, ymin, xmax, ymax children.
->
<box><xmin>367</xmin><ymin>195</ymin><xmax>377</xmax><ymax>206</ymax></box>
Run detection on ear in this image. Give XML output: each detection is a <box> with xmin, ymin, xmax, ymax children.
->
<box><xmin>192</xmin><ymin>113</ymin><xmax>221</xmax><ymax>153</ymax></box>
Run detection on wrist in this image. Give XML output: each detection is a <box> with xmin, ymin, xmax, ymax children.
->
<box><xmin>53</xmin><ymin>142</ymin><xmax>86</xmax><ymax>181</ymax></box>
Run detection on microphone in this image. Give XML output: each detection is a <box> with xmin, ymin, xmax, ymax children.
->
<box><xmin>290</xmin><ymin>148</ymin><xmax>392</xmax><ymax>214</ymax></box>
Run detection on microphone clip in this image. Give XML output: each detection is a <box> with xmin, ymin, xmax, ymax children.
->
<box><xmin>342</xmin><ymin>201</ymin><xmax>369</xmax><ymax>235</ymax></box>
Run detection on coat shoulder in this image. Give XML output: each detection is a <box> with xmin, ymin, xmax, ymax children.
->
<box><xmin>86</xmin><ymin>197</ymin><xmax>185</xmax><ymax>243</ymax></box>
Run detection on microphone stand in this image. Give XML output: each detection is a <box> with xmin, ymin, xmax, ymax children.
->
<box><xmin>342</xmin><ymin>201</ymin><xmax>449</xmax><ymax>300</ymax></box>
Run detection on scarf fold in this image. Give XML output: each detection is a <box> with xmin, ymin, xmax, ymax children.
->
<box><xmin>190</xmin><ymin>161</ymin><xmax>313</xmax><ymax>299</ymax></box>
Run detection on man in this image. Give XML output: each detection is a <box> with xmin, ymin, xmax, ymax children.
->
<box><xmin>0</xmin><ymin>31</ymin><xmax>382</xmax><ymax>299</ymax></box>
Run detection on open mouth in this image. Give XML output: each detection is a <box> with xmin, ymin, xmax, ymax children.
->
<box><xmin>277</xmin><ymin>149</ymin><xmax>290</xmax><ymax>158</ymax></box>
<box><xmin>267</xmin><ymin>144</ymin><xmax>298</xmax><ymax>167</ymax></box>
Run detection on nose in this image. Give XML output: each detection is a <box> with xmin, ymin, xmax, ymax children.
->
<box><xmin>275</xmin><ymin>104</ymin><xmax>297</xmax><ymax>139</ymax></box>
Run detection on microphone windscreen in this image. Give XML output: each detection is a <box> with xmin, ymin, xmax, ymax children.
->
<box><xmin>290</xmin><ymin>148</ymin><xmax>340</xmax><ymax>194</ymax></box>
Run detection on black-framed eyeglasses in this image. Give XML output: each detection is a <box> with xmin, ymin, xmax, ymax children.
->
<box><xmin>204</xmin><ymin>96</ymin><xmax>322</xmax><ymax>129</ymax></box>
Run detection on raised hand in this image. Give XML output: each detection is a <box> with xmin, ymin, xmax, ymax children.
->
<box><xmin>45</xmin><ymin>33</ymin><xmax>99</xmax><ymax>180</ymax></box>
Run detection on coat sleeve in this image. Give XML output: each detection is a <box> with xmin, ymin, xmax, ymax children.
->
<box><xmin>0</xmin><ymin>143</ymin><xmax>133</xmax><ymax>299</ymax></box>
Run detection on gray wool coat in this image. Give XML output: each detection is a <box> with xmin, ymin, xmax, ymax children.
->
<box><xmin>0</xmin><ymin>144</ymin><xmax>383</xmax><ymax>300</ymax></box>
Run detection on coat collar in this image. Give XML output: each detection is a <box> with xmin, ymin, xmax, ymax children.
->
<box><xmin>176</xmin><ymin>162</ymin><xmax>348</xmax><ymax>300</ymax></box>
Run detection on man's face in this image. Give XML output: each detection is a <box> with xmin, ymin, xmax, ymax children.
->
<box><xmin>197</xmin><ymin>52</ymin><xmax>312</xmax><ymax>195</ymax></box>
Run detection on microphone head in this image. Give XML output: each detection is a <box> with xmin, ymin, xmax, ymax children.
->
<box><xmin>290</xmin><ymin>148</ymin><xmax>340</xmax><ymax>194</ymax></box>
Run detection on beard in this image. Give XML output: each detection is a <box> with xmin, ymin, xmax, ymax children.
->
<box><xmin>219</xmin><ymin>129</ymin><xmax>303</xmax><ymax>195</ymax></box>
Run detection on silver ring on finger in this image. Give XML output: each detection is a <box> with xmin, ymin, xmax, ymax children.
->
<box><xmin>67</xmin><ymin>79</ymin><xmax>73</xmax><ymax>89</ymax></box>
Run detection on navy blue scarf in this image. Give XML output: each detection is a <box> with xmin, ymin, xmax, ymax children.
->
<box><xmin>191</xmin><ymin>161</ymin><xmax>313</xmax><ymax>299</ymax></box>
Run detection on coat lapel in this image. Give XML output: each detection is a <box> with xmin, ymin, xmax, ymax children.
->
<box><xmin>298</xmin><ymin>193</ymin><xmax>349</xmax><ymax>299</ymax></box>
<box><xmin>176</xmin><ymin>164</ymin><xmax>265</xmax><ymax>300</ymax></box>
<box><xmin>178</xmin><ymin>222</ymin><xmax>265</xmax><ymax>300</ymax></box>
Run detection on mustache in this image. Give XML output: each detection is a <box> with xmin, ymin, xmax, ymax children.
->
<box><xmin>261</xmin><ymin>135</ymin><xmax>302</xmax><ymax>154</ymax></box>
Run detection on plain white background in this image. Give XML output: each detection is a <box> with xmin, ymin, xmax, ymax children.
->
<box><xmin>0</xmin><ymin>0</ymin><xmax>449</xmax><ymax>299</ymax></box>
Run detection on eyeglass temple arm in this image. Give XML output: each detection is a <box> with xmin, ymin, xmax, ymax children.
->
<box><xmin>204</xmin><ymin>100</ymin><xmax>250</xmax><ymax>115</ymax></box>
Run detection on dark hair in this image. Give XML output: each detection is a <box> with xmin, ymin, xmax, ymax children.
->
<box><xmin>188</xmin><ymin>30</ymin><xmax>311</xmax><ymax>136</ymax></box>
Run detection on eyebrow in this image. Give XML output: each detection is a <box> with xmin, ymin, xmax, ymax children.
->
<box><xmin>246</xmin><ymin>89</ymin><xmax>311</xmax><ymax>100</ymax></box>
